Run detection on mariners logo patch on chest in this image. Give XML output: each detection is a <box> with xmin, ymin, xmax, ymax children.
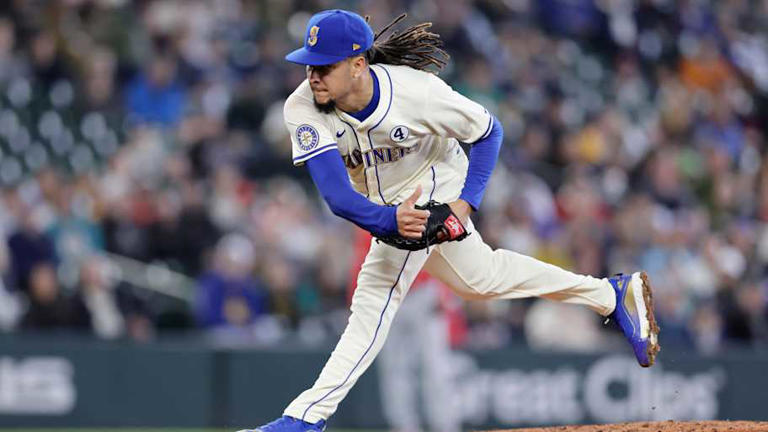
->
<box><xmin>296</xmin><ymin>124</ymin><xmax>320</xmax><ymax>151</ymax></box>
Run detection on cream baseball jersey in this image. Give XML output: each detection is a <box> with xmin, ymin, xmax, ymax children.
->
<box><xmin>284</xmin><ymin>64</ymin><xmax>493</xmax><ymax>206</ymax></box>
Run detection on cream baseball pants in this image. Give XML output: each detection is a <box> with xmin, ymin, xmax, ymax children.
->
<box><xmin>283</xmin><ymin>220</ymin><xmax>616</xmax><ymax>423</ymax></box>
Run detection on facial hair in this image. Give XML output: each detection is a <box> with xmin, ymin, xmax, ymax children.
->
<box><xmin>314</xmin><ymin>96</ymin><xmax>336</xmax><ymax>114</ymax></box>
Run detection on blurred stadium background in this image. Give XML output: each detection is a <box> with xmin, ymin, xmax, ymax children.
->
<box><xmin>0</xmin><ymin>0</ymin><xmax>767</xmax><ymax>430</ymax></box>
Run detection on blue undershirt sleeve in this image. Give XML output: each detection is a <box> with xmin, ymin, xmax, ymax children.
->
<box><xmin>459</xmin><ymin>116</ymin><xmax>504</xmax><ymax>211</ymax></box>
<box><xmin>306</xmin><ymin>149</ymin><xmax>399</xmax><ymax>236</ymax></box>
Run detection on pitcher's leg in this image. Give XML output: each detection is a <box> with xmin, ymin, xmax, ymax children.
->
<box><xmin>284</xmin><ymin>243</ymin><xmax>430</xmax><ymax>423</ymax></box>
<box><xmin>425</xmin><ymin>221</ymin><xmax>615</xmax><ymax>316</ymax></box>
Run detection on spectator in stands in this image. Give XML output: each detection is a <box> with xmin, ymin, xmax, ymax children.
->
<box><xmin>0</xmin><ymin>235</ymin><xmax>22</xmax><ymax>331</ymax></box>
<box><xmin>70</xmin><ymin>254</ymin><xmax>124</xmax><ymax>337</ymax></box>
<box><xmin>80</xmin><ymin>46</ymin><xmax>120</xmax><ymax>113</ymax></box>
<box><xmin>7</xmin><ymin>202</ymin><xmax>57</xmax><ymax>293</ymax></box>
<box><xmin>195</xmin><ymin>233</ymin><xmax>267</xmax><ymax>329</ymax></box>
<box><xmin>0</xmin><ymin>16</ymin><xmax>25</xmax><ymax>84</ymax></box>
<box><xmin>125</xmin><ymin>52</ymin><xmax>186</xmax><ymax>126</ymax></box>
<box><xmin>69</xmin><ymin>254</ymin><xmax>155</xmax><ymax>341</ymax></box>
<box><xmin>174</xmin><ymin>181</ymin><xmax>221</xmax><ymax>275</ymax></box>
<box><xmin>20</xmin><ymin>262</ymin><xmax>75</xmax><ymax>330</ymax></box>
<box><xmin>47</xmin><ymin>180</ymin><xmax>105</xmax><ymax>269</ymax></box>
<box><xmin>262</xmin><ymin>253</ymin><xmax>299</xmax><ymax>328</ymax></box>
<box><xmin>28</xmin><ymin>29</ymin><xmax>72</xmax><ymax>89</ymax></box>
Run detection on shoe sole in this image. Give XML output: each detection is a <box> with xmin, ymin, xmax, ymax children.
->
<box><xmin>640</xmin><ymin>271</ymin><xmax>661</xmax><ymax>367</ymax></box>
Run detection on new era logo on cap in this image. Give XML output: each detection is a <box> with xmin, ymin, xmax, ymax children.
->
<box><xmin>285</xmin><ymin>9</ymin><xmax>374</xmax><ymax>66</ymax></box>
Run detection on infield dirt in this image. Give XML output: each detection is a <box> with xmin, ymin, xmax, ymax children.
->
<box><xmin>485</xmin><ymin>420</ymin><xmax>768</xmax><ymax>432</ymax></box>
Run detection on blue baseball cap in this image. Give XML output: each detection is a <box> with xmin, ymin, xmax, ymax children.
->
<box><xmin>285</xmin><ymin>10</ymin><xmax>374</xmax><ymax>66</ymax></box>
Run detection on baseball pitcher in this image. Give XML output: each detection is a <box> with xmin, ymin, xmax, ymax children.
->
<box><xmin>239</xmin><ymin>9</ymin><xmax>660</xmax><ymax>432</ymax></box>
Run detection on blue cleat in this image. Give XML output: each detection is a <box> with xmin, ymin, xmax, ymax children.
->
<box><xmin>608</xmin><ymin>272</ymin><xmax>660</xmax><ymax>367</ymax></box>
<box><xmin>236</xmin><ymin>416</ymin><xmax>326</xmax><ymax>432</ymax></box>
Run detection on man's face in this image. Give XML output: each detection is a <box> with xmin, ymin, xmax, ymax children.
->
<box><xmin>306</xmin><ymin>58</ymin><xmax>354</xmax><ymax>113</ymax></box>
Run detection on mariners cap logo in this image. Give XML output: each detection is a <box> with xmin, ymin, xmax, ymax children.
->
<box><xmin>352</xmin><ymin>43</ymin><xmax>360</xmax><ymax>50</ymax></box>
<box><xmin>296</xmin><ymin>124</ymin><xmax>320</xmax><ymax>151</ymax></box>
<box><xmin>308</xmin><ymin>26</ymin><xmax>319</xmax><ymax>47</ymax></box>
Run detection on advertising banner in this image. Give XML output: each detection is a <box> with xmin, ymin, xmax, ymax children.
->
<box><xmin>0</xmin><ymin>337</ymin><xmax>214</xmax><ymax>427</ymax></box>
<box><xmin>0</xmin><ymin>336</ymin><xmax>765</xmax><ymax>428</ymax></box>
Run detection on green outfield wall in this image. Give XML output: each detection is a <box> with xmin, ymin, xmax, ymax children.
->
<box><xmin>0</xmin><ymin>335</ymin><xmax>766</xmax><ymax>429</ymax></box>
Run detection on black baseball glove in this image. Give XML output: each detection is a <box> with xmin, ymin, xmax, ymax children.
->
<box><xmin>375</xmin><ymin>201</ymin><xmax>469</xmax><ymax>251</ymax></box>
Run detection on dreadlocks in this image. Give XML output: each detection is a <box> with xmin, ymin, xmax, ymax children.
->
<box><xmin>364</xmin><ymin>13</ymin><xmax>449</xmax><ymax>73</ymax></box>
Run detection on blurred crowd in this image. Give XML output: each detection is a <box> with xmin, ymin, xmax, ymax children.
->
<box><xmin>0</xmin><ymin>0</ymin><xmax>767</xmax><ymax>355</ymax></box>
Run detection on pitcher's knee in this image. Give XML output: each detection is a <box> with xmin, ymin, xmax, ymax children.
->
<box><xmin>436</xmin><ymin>271</ymin><xmax>495</xmax><ymax>299</ymax></box>
<box><xmin>462</xmin><ymin>274</ymin><xmax>499</xmax><ymax>297</ymax></box>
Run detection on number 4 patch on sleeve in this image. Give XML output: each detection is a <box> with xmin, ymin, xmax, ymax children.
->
<box><xmin>389</xmin><ymin>125</ymin><xmax>409</xmax><ymax>143</ymax></box>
